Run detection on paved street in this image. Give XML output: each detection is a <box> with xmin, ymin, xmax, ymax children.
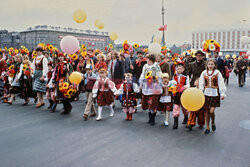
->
<box><xmin>0</xmin><ymin>74</ymin><xmax>249</xmax><ymax>167</ymax></box>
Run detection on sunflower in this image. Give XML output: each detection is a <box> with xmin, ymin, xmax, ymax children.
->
<box><xmin>109</xmin><ymin>44</ymin><xmax>113</xmax><ymax>48</ymax></box>
<box><xmin>82</xmin><ymin>44</ymin><xmax>86</xmax><ymax>50</ymax></box>
<box><xmin>72</xmin><ymin>54</ymin><xmax>78</xmax><ymax>60</ymax></box>
<box><xmin>133</xmin><ymin>43</ymin><xmax>139</xmax><ymax>49</ymax></box>
<box><xmin>144</xmin><ymin>48</ymin><xmax>148</xmax><ymax>53</ymax></box>
<box><xmin>24</xmin><ymin>48</ymin><xmax>29</xmax><ymax>53</ymax></box>
<box><xmin>33</xmin><ymin>51</ymin><xmax>37</xmax><ymax>56</ymax></box>
<box><xmin>23</xmin><ymin>64</ymin><xmax>27</xmax><ymax>71</ymax></box>
<box><xmin>9</xmin><ymin>48</ymin><xmax>13</xmax><ymax>52</ymax></box>
<box><xmin>14</xmin><ymin>49</ymin><xmax>18</xmax><ymax>54</ymax></box>
<box><xmin>145</xmin><ymin>71</ymin><xmax>152</xmax><ymax>79</ymax></box>
<box><xmin>64</xmin><ymin>93</ymin><xmax>71</xmax><ymax>99</ymax></box>
<box><xmin>123</xmin><ymin>40</ymin><xmax>128</xmax><ymax>46</ymax></box>
<box><xmin>8</xmin><ymin>65</ymin><xmax>14</xmax><ymax>70</ymax></box>
<box><xmin>161</xmin><ymin>46</ymin><xmax>167</xmax><ymax>50</ymax></box>
<box><xmin>63</xmin><ymin>82</ymin><xmax>69</xmax><ymax>90</ymax></box>
<box><xmin>48</xmin><ymin>44</ymin><xmax>54</xmax><ymax>51</ymax></box>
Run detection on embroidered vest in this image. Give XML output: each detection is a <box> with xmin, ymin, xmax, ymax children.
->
<box><xmin>35</xmin><ymin>58</ymin><xmax>44</xmax><ymax>70</ymax></box>
<box><xmin>204</xmin><ymin>74</ymin><xmax>219</xmax><ymax>88</ymax></box>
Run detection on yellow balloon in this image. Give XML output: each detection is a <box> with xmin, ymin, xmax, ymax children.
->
<box><xmin>69</xmin><ymin>72</ymin><xmax>82</xmax><ymax>85</ymax></box>
<box><xmin>95</xmin><ymin>19</ymin><xmax>104</xmax><ymax>29</ymax></box>
<box><xmin>181</xmin><ymin>88</ymin><xmax>205</xmax><ymax>111</ymax></box>
<box><xmin>110</xmin><ymin>32</ymin><xmax>118</xmax><ymax>41</ymax></box>
<box><xmin>73</xmin><ymin>9</ymin><xmax>87</xmax><ymax>23</ymax></box>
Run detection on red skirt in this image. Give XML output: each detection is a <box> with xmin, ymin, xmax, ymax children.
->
<box><xmin>141</xmin><ymin>95</ymin><xmax>160</xmax><ymax>111</ymax></box>
<box><xmin>157</xmin><ymin>102</ymin><xmax>173</xmax><ymax>112</ymax></box>
<box><xmin>97</xmin><ymin>90</ymin><xmax>114</xmax><ymax>106</ymax></box>
<box><xmin>204</xmin><ymin>95</ymin><xmax>220</xmax><ymax>109</ymax></box>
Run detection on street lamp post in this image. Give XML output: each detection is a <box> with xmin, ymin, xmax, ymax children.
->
<box><xmin>162</xmin><ymin>0</ymin><xmax>166</xmax><ymax>46</ymax></box>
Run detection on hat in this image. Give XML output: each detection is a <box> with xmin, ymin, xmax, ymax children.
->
<box><xmin>57</xmin><ymin>52</ymin><xmax>65</xmax><ymax>57</ymax></box>
<box><xmin>195</xmin><ymin>50</ymin><xmax>205</xmax><ymax>56</ymax></box>
<box><xmin>176</xmin><ymin>62</ymin><xmax>185</xmax><ymax>68</ymax></box>
<box><xmin>98</xmin><ymin>68</ymin><xmax>107</xmax><ymax>73</ymax></box>
<box><xmin>85</xmin><ymin>64</ymin><xmax>93</xmax><ymax>70</ymax></box>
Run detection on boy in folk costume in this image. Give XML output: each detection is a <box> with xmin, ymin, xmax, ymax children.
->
<box><xmin>199</xmin><ymin>59</ymin><xmax>226</xmax><ymax>134</ymax></box>
<box><xmin>172</xmin><ymin>62</ymin><xmax>190</xmax><ymax>129</ymax></box>
<box><xmin>157</xmin><ymin>73</ymin><xmax>173</xmax><ymax>126</ymax></box>
<box><xmin>139</xmin><ymin>54</ymin><xmax>162</xmax><ymax>126</ymax></box>
<box><xmin>92</xmin><ymin>68</ymin><xmax>117</xmax><ymax>121</ymax></box>
<box><xmin>82</xmin><ymin>64</ymin><xmax>97</xmax><ymax>121</ymax></box>
<box><xmin>186</xmin><ymin>78</ymin><xmax>205</xmax><ymax>130</ymax></box>
<box><xmin>115</xmin><ymin>73</ymin><xmax>139</xmax><ymax>121</ymax></box>
<box><xmin>46</xmin><ymin>61</ymin><xmax>55</xmax><ymax>110</ymax></box>
<box><xmin>50</xmin><ymin>53</ymin><xmax>74</xmax><ymax>114</ymax></box>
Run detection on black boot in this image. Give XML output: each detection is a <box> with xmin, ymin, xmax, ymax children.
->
<box><xmin>148</xmin><ymin>112</ymin><xmax>152</xmax><ymax>124</ymax></box>
<box><xmin>182</xmin><ymin>115</ymin><xmax>188</xmax><ymax>124</ymax></box>
<box><xmin>150</xmin><ymin>112</ymin><xmax>156</xmax><ymax>126</ymax></box>
<box><xmin>173</xmin><ymin>117</ymin><xmax>178</xmax><ymax>129</ymax></box>
<box><xmin>51</xmin><ymin>102</ymin><xmax>57</xmax><ymax>113</ymax></box>
<box><xmin>47</xmin><ymin>100</ymin><xmax>54</xmax><ymax>109</ymax></box>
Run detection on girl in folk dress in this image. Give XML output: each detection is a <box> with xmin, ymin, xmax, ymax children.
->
<box><xmin>115</xmin><ymin>73</ymin><xmax>139</xmax><ymax>121</ymax></box>
<box><xmin>31</xmin><ymin>47</ymin><xmax>48</xmax><ymax>108</ymax></box>
<box><xmin>139</xmin><ymin>54</ymin><xmax>162</xmax><ymax>126</ymax></box>
<box><xmin>6</xmin><ymin>54</ymin><xmax>22</xmax><ymax>105</ymax></box>
<box><xmin>199</xmin><ymin>59</ymin><xmax>226</xmax><ymax>134</ymax></box>
<box><xmin>92</xmin><ymin>68</ymin><xmax>117</xmax><ymax>121</ymax></box>
<box><xmin>157</xmin><ymin>73</ymin><xmax>173</xmax><ymax>126</ymax></box>
<box><xmin>46</xmin><ymin>62</ymin><xmax>55</xmax><ymax>110</ymax></box>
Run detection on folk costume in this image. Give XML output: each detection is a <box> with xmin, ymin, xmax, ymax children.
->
<box><xmin>139</xmin><ymin>62</ymin><xmax>162</xmax><ymax>125</ymax></box>
<box><xmin>116</xmin><ymin>77</ymin><xmax>139</xmax><ymax>121</ymax></box>
<box><xmin>199</xmin><ymin>69</ymin><xmax>226</xmax><ymax>134</ymax></box>
<box><xmin>172</xmin><ymin>69</ymin><xmax>190</xmax><ymax>129</ymax></box>
<box><xmin>50</xmin><ymin>55</ymin><xmax>74</xmax><ymax>114</ymax></box>
<box><xmin>92</xmin><ymin>69</ymin><xmax>117</xmax><ymax>121</ymax></box>
<box><xmin>46</xmin><ymin>62</ymin><xmax>55</xmax><ymax>109</ymax></box>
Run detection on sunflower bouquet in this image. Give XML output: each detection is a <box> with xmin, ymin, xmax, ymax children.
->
<box><xmin>202</xmin><ymin>39</ymin><xmax>220</xmax><ymax>53</ymax></box>
<box><xmin>8</xmin><ymin>65</ymin><xmax>15</xmax><ymax>78</ymax></box>
<box><xmin>58</xmin><ymin>79</ymin><xmax>77</xmax><ymax>99</ymax></box>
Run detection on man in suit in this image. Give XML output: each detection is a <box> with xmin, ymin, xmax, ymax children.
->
<box><xmin>214</xmin><ymin>52</ymin><xmax>225</xmax><ymax>77</ymax></box>
<box><xmin>108</xmin><ymin>51</ymin><xmax>124</xmax><ymax>86</ymax></box>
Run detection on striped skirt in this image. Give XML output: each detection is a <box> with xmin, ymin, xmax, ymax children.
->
<box><xmin>33</xmin><ymin>70</ymin><xmax>46</xmax><ymax>93</ymax></box>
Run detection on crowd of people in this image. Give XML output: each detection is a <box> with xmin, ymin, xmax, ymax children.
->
<box><xmin>0</xmin><ymin>43</ymin><xmax>249</xmax><ymax>135</ymax></box>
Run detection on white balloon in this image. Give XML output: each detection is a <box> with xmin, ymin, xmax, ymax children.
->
<box><xmin>153</xmin><ymin>36</ymin><xmax>162</xmax><ymax>44</ymax></box>
<box><xmin>240</xmin><ymin>36</ymin><xmax>250</xmax><ymax>45</ymax></box>
<box><xmin>148</xmin><ymin>43</ymin><xmax>161</xmax><ymax>54</ymax></box>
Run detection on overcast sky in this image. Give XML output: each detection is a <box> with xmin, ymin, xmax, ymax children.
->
<box><xmin>0</xmin><ymin>0</ymin><xmax>249</xmax><ymax>45</ymax></box>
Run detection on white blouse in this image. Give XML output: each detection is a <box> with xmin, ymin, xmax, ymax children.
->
<box><xmin>199</xmin><ymin>69</ymin><xmax>226</xmax><ymax>97</ymax></box>
<box><xmin>31</xmin><ymin>55</ymin><xmax>48</xmax><ymax>77</ymax></box>
<box><xmin>92</xmin><ymin>77</ymin><xmax>117</xmax><ymax>98</ymax></box>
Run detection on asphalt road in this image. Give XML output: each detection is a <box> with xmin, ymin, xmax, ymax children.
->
<box><xmin>0</xmin><ymin>74</ymin><xmax>249</xmax><ymax>167</ymax></box>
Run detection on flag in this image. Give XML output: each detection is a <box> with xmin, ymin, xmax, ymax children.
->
<box><xmin>158</xmin><ymin>25</ymin><xmax>167</xmax><ymax>31</ymax></box>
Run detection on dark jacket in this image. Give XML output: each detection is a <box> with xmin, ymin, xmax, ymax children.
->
<box><xmin>216</xmin><ymin>57</ymin><xmax>225</xmax><ymax>76</ymax></box>
<box><xmin>188</xmin><ymin>60</ymin><xmax>206</xmax><ymax>87</ymax></box>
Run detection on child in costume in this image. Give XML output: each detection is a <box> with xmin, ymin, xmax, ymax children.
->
<box><xmin>92</xmin><ymin>68</ymin><xmax>117</xmax><ymax>121</ymax></box>
<box><xmin>172</xmin><ymin>62</ymin><xmax>190</xmax><ymax>129</ymax></box>
<box><xmin>199</xmin><ymin>59</ymin><xmax>226</xmax><ymax>134</ymax></box>
<box><xmin>115</xmin><ymin>73</ymin><xmax>139</xmax><ymax>121</ymax></box>
<box><xmin>186</xmin><ymin>78</ymin><xmax>205</xmax><ymax>130</ymax></box>
<box><xmin>139</xmin><ymin>54</ymin><xmax>162</xmax><ymax>126</ymax></box>
<box><xmin>46</xmin><ymin>61</ymin><xmax>55</xmax><ymax>110</ymax></box>
<box><xmin>82</xmin><ymin>64</ymin><xmax>97</xmax><ymax>120</ymax></box>
<box><xmin>157</xmin><ymin>73</ymin><xmax>173</xmax><ymax>126</ymax></box>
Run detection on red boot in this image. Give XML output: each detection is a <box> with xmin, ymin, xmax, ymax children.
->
<box><xmin>129</xmin><ymin>113</ymin><xmax>133</xmax><ymax>121</ymax></box>
<box><xmin>125</xmin><ymin>112</ymin><xmax>129</xmax><ymax>120</ymax></box>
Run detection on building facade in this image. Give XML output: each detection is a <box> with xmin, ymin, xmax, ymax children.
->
<box><xmin>0</xmin><ymin>25</ymin><xmax>112</xmax><ymax>52</ymax></box>
<box><xmin>192</xmin><ymin>27</ymin><xmax>250</xmax><ymax>55</ymax></box>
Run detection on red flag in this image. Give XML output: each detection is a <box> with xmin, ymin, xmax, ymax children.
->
<box><xmin>158</xmin><ymin>25</ymin><xmax>167</xmax><ymax>31</ymax></box>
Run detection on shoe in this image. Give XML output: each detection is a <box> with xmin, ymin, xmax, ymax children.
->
<box><xmin>34</xmin><ymin>97</ymin><xmax>38</xmax><ymax>103</ymax></box>
<box><xmin>204</xmin><ymin>129</ymin><xmax>210</xmax><ymax>134</ymax></box>
<box><xmin>3</xmin><ymin>99</ymin><xmax>8</xmax><ymax>103</ymax></box>
<box><xmin>60</xmin><ymin>110</ymin><xmax>70</xmax><ymax>115</ymax></box>
<box><xmin>22</xmin><ymin>99</ymin><xmax>30</xmax><ymax>106</ymax></box>
<box><xmin>90</xmin><ymin>113</ymin><xmax>96</xmax><ymax>117</ymax></box>
<box><xmin>212</xmin><ymin>124</ymin><xmax>216</xmax><ymax>131</ymax></box>
<box><xmin>110</xmin><ymin>113</ymin><xmax>114</xmax><ymax>117</ymax></box>
<box><xmin>173</xmin><ymin>117</ymin><xmax>178</xmax><ymax>129</ymax></box>
<box><xmin>164</xmin><ymin>121</ymin><xmax>169</xmax><ymax>126</ymax></box>
<box><xmin>83</xmin><ymin>114</ymin><xmax>88</xmax><ymax>121</ymax></box>
<box><xmin>6</xmin><ymin>101</ymin><xmax>12</xmax><ymax>105</ymax></box>
<box><xmin>125</xmin><ymin>112</ymin><xmax>129</xmax><ymax>121</ymax></box>
<box><xmin>182</xmin><ymin>115</ymin><xmax>188</xmax><ymax>124</ymax></box>
<box><xmin>36</xmin><ymin>103</ymin><xmax>43</xmax><ymax>108</ymax></box>
<box><xmin>150</xmin><ymin>112</ymin><xmax>156</xmax><ymax>126</ymax></box>
<box><xmin>96</xmin><ymin>116</ymin><xmax>102</xmax><ymax>121</ymax></box>
<box><xmin>148</xmin><ymin>112</ymin><xmax>152</xmax><ymax>124</ymax></box>
<box><xmin>47</xmin><ymin>100</ymin><xmax>53</xmax><ymax>109</ymax></box>
<box><xmin>128</xmin><ymin>113</ymin><xmax>132</xmax><ymax>121</ymax></box>
<box><xmin>51</xmin><ymin>103</ymin><xmax>57</xmax><ymax>113</ymax></box>
<box><xmin>186</xmin><ymin>125</ymin><xmax>194</xmax><ymax>131</ymax></box>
